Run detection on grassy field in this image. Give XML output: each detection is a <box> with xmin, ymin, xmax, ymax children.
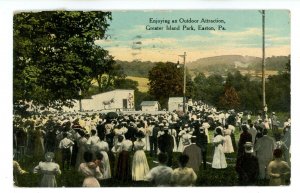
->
<box><xmin>127</xmin><ymin>76</ymin><xmax>149</xmax><ymax>93</ymax></box>
<box><xmin>15</xmin><ymin>127</ymin><xmax>289</xmax><ymax>188</ymax></box>
<box><xmin>16</xmin><ymin>146</ymin><xmax>242</xmax><ymax>187</ymax></box>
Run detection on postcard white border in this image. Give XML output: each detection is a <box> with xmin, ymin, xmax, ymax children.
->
<box><xmin>1</xmin><ymin>1</ymin><xmax>299</xmax><ymax>193</ymax></box>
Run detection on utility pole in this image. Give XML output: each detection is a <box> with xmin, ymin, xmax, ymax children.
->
<box><xmin>181</xmin><ymin>52</ymin><xmax>187</xmax><ymax>113</ymax></box>
<box><xmin>262</xmin><ymin>10</ymin><xmax>266</xmax><ymax>112</ymax></box>
<box><xmin>78</xmin><ymin>88</ymin><xmax>82</xmax><ymax>112</ymax></box>
<box><xmin>178</xmin><ymin>52</ymin><xmax>187</xmax><ymax>113</ymax></box>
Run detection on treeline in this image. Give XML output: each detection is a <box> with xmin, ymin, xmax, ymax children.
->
<box><xmin>191</xmin><ymin>59</ymin><xmax>290</xmax><ymax>112</ymax></box>
<box><xmin>144</xmin><ymin>61</ymin><xmax>290</xmax><ymax>113</ymax></box>
<box><xmin>248</xmin><ymin>55</ymin><xmax>290</xmax><ymax>71</ymax></box>
<box><xmin>115</xmin><ymin>60</ymin><xmax>155</xmax><ymax>77</ymax></box>
<box><xmin>190</xmin><ymin>55</ymin><xmax>290</xmax><ymax>73</ymax></box>
<box><xmin>116</xmin><ymin>55</ymin><xmax>290</xmax><ymax>78</ymax></box>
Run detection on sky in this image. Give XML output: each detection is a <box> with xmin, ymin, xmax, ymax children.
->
<box><xmin>95</xmin><ymin>10</ymin><xmax>290</xmax><ymax>63</ymax></box>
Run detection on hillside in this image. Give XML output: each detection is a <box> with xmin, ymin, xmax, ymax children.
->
<box><xmin>187</xmin><ymin>55</ymin><xmax>261</xmax><ymax>70</ymax></box>
<box><xmin>188</xmin><ymin>55</ymin><xmax>290</xmax><ymax>74</ymax></box>
<box><xmin>117</xmin><ymin>55</ymin><xmax>290</xmax><ymax>78</ymax></box>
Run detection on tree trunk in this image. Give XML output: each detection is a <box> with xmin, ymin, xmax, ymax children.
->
<box><xmin>97</xmin><ymin>75</ymin><xmax>102</xmax><ymax>92</ymax></box>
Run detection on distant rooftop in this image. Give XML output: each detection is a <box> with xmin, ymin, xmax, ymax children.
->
<box><xmin>168</xmin><ymin>97</ymin><xmax>183</xmax><ymax>103</ymax></box>
<box><xmin>140</xmin><ymin>101</ymin><xmax>159</xmax><ymax>106</ymax></box>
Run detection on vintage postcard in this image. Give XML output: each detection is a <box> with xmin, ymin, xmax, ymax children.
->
<box><xmin>11</xmin><ymin>9</ymin><xmax>291</xmax><ymax>189</ymax></box>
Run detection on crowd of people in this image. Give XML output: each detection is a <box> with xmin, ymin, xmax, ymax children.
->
<box><xmin>13</xmin><ymin>101</ymin><xmax>291</xmax><ymax>187</ymax></box>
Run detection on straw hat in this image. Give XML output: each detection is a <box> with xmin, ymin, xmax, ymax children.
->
<box><xmin>244</xmin><ymin>142</ymin><xmax>254</xmax><ymax>153</ymax></box>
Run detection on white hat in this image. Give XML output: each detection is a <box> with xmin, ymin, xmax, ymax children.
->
<box><xmin>244</xmin><ymin>142</ymin><xmax>253</xmax><ymax>153</ymax></box>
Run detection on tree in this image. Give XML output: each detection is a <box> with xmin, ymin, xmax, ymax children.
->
<box><xmin>114</xmin><ymin>79</ymin><xmax>138</xmax><ymax>91</ymax></box>
<box><xmin>148</xmin><ymin>62</ymin><xmax>192</xmax><ymax>108</ymax></box>
<box><xmin>89</xmin><ymin>47</ymin><xmax>116</xmax><ymax>92</ymax></box>
<box><xmin>193</xmin><ymin>73</ymin><xmax>224</xmax><ymax>106</ymax></box>
<box><xmin>266</xmin><ymin>59</ymin><xmax>290</xmax><ymax>112</ymax></box>
<box><xmin>225</xmin><ymin>71</ymin><xmax>262</xmax><ymax>112</ymax></box>
<box><xmin>219</xmin><ymin>85</ymin><xmax>241</xmax><ymax>110</ymax></box>
<box><xmin>13</xmin><ymin>11</ymin><xmax>112</xmax><ymax>112</ymax></box>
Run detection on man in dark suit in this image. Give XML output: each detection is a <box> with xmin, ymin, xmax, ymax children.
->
<box><xmin>158</xmin><ymin>126</ymin><xmax>174</xmax><ymax>167</ymax></box>
<box><xmin>194</xmin><ymin>126</ymin><xmax>208</xmax><ymax>169</ymax></box>
<box><xmin>235</xmin><ymin>142</ymin><xmax>259</xmax><ymax>185</ymax></box>
<box><xmin>238</xmin><ymin>124</ymin><xmax>252</xmax><ymax>158</ymax></box>
<box><xmin>183</xmin><ymin>136</ymin><xmax>202</xmax><ymax>173</ymax></box>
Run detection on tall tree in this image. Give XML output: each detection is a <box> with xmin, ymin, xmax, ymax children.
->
<box><xmin>225</xmin><ymin>70</ymin><xmax>262</xmax><ymax>112</ymax></box>
<box><xmin>266</xmin><ymin>59</ymin><xmax>290</xmax><ymax>112</ymax></box>
<box><xmin>13</xmin><ymin>11</ymin><xmax>112</xmax><ymax>112</ymax></box>
<box><xmin>219</xmin><ymin>85</ymin><xmax>241</xmax><ymax>110</ymax></box>
<box><xmin>193</xmin><ymin>73</ymin><xmax>224</xmax><ymax>106</ymax></box>
<box><xmin>148</xmin><ymin>62</ymin><xmax>192</xmax><ymax>108</ymax></box>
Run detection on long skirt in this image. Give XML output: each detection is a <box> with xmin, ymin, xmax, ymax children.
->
<box><xmin>82</xmin><ymin>176</ymin><xmax>100</xmax><ymax>187</ymax></box>
<box><xmin>116</xmin><ymin>151</ymin><xmax>131</xmax><ymax>181</ymax></box>
<box><xmin>212</xmin><ymin>145</ymin><xmax>227</xmax><ymax>169</ymax></box>
<box><xmin>40</xmin><ymin>174</ymin><xmax>58</xmax><ymax>187</ymax></box>
<box><xmin>223</xmin><ymin>135</ymin><xmax>234</xmax><ymax>153</ymax></box>
<box><xmin>100</xmin><ymin>151</ymin><xmax>111</xmax><ymax>179</ymax></box>
<box><xmin>132</xmin><ymin>150</ymin><xmax>149</xmax><ymax>181</ymax></box>
<box><xmin>172</xmin><ymin>136</ymin><xmax>178</xmax><ymax>152</ymax></box>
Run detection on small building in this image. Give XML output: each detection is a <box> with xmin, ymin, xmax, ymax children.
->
<box><xmin>168</xmin><ymin>97</ymin><xmax>184</xmax><ymax>112</ymax></box>
<box><xmin>140</xmin><ymin>101</ymin><xmax>160</xmax><ymax>112</ymax></box>
<box><xmin>63</xmin><ymin>89</ymin><xmax>135</xmax><ymax>112</ymax></box>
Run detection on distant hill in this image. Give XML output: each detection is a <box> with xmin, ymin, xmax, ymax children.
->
<box><xmin>188</xmin><ymin>55</ymin><xmax>260</xmax><ymax>70</ymax></box>
<box><xmin>117</xmin><ymin>55</ymin><xmax>290</xmax><ymax>78</ymax></box>
<box><xmin>188</xmin><ymin>55</ymin><xmax>290</xmax><ymax>73</ymax></box>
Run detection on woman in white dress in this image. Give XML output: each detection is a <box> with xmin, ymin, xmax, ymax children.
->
<box><xmin>33</xmin><ymin>152</ymin><xmax>61</xmax><ymax>187</ymax></box>
<box><xmin>94</xmin><ymin>135</ymin><xmax>111</xmax><ymax>179</ymax></box>
<box><xmin>75</xmin><ymin>130</ymin><xmax>88</xmax><ymax>169</ymax></box>
<box><xmin>144</xmin><ymin>120</ymin><xmax>152</xmax><ymax>151</ymax></box>
<box><xmin>177</xmin><ymin>125</ymin><xmax>189</xmax><ymax>152</ymax></box>
<box><xmin>201</xmin><ymin>121</ymin><xmax>211</xmax><ymax>143</ymax></box>
<box><xmin>223</xmin><ymin>125</ymin><xmax>234</xmax><ymax>153</ymax></box>
<box><xmin>78</xmin><ymin>151</ymin><xmax>102</xmax><ymax>187</ymax></box>
<box><xmin>212</xmin><ymin>127</ymin><xmax>227</xmax><ymax>169</ymax></box>
<box><xmin>169</xmin><ymin>126</ymin><xmax>178</xmax><ymax>152</ymax></box>
<box><xmin>132</xmin><ymin>131</ymin><xmax>150</xmax><ymax>181</ymax></box>
<box><xmin>171</xmin><ymin>154</ymin><xmax>197</xmax><ymax>186</ymax></box>
<box><xmin>113</xmin><ymin>124</ymin><xmax>128</xmax><ymax>146</ymax></box>
<box><xmin>137</xmin><ymin>126</ymin><xmax>148</xmax><ymax>151</ymax></box>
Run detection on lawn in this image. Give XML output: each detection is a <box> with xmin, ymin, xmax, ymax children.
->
<box><xmin>126</xmin><ymin>76</ymin><xmax>149</xmax><ymax>93</ymax></box>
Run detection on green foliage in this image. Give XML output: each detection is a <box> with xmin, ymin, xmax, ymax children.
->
<box><xmin>148</xmin><ymin>62</ymin><xmax>193</xmax><ymax>108</ymax></box>
<box><xmin>266</xmin><ymin>60</ymin><xmax>290</xmax><ymax>112</ymax></box>
<box><xmin>13</xmin><ymin>11</ymin><xmax>112</xmax><ymax>111</ymax></box>
<box><xmin>115</xmin><ymin>60</ymin><xmax>155</xmax><ymax>77</ymax></box>
<box><xmin>188</xmin><ymin>55</ymin><xmax>289</xmax><ymax>74</ymax></box>
<box><xmin>225</xmin><ymin>71</ymin><xmax>262</xmax><ymax>112</ymax></box>
<box><xmin>193</xmin><ymin>73</ymin><xmax>224</xmax><ymax>105</ymax></box>
<box><xmin>114</xmin><ymin>78</ymin><xmax>138</xmax><ymax>91</ymax></box>
<box><xmin>219</xmin><ymin>86</ymin><xmax>240</xmax><ymax>110</ymax></box>
<box><xmin>248</xmin><ymin>55</ymin><xmax>290</xmax><ymax>71</ymax></box>
<box><xmin>192</xmin><ymin>63</ymin><xmax>290</xmax><ymax>113</ymax></box>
